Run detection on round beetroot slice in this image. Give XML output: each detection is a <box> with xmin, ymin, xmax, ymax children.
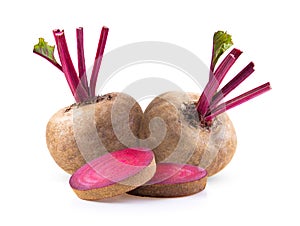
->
<box><xmin>69</xmin><ymin>148</ymin><xmax>156</xmax><ymax>200</ymax></box>
<box><xmin>128</xmin><ymin>163</ymin><xmax>207</xmax><ymax>197</ymax></box>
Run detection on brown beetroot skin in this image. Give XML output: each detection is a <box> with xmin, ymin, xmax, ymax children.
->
<box><xmin>46</xmin><ymin>92</ymin><xmax>143</xmax><ymax>174</ymax></box>
<box><xmin>139</xmin><ymin>91</ymin><xmax>237</xmax><ymax>176</ymax></box>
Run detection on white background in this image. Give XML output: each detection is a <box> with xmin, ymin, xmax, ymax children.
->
<box><xmin>1</xmin><ymin>0</ymin><xmax>299</xmax><ymax>225</ymax></box>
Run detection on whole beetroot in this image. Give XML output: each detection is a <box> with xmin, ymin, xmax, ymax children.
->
<box><xmin>34</xmin><ymin>27</ymin><xmax>143</xmax><ymax>174</ymax></box>
<box><xmin>139</xmin><ymin>31</ymin><xmax>271</xmax><ymax>176</ymax></box>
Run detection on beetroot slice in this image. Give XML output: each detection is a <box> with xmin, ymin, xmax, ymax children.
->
<box><xmin>69</xmin><ymin>148</ymin><xmax>156</xmax><ymax>200</ymax></box>
<box><xmin>128</xmin><ymin>163</ymin><xmax>207</xmax><ymax>197</ymax></box>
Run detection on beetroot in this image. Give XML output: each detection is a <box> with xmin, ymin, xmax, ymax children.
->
<box><xmin>34</xmin><ymin>27</ymin><xmax>143</xmax><ymax>174</ymax></box>
<box><xmin>139</xmin><ymin>31</ymin><xmax>271</xmax><ymax>176</ymax></box>
<box><xmin>69</xmin><ymin>148</ymin><xmax>156</xmax><ymax>200</ymax></box>
<box><xmin>128</xmin><ymin>163</ymin><xmax>207</xmax><ymax>197</ymax></box>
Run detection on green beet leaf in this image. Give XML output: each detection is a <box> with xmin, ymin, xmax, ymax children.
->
<box><xmin>211</xmin><ymin>31</ymin><xmax>233</xmax><ymax>72</ymax></box>
<box><xmin>33</xmin><ymin>38</ymin><xmax>62</xmax><ymax>70</ymax></box>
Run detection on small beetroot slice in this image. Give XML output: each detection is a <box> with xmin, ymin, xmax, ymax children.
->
<box><xmin>128</xmin><ymin>163</ymin><xmax>207</xmax><ymax>197</ymax></box>
<box><xmin>69</xmin><ymin>148</ymin><xmax>156</xmax><ymax>200</ymax></box>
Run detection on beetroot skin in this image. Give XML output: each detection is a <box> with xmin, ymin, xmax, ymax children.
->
<box><xmin>69</xmin><ymin>148</ymin><xmax>156</xmax><ymax>200</ymax></box>
<box><xmin>46</xmin><ymin>92</ymin><xmax>143</xmax><ymax>174</ymax></box>
<box><xmin>128</xmin><ymin>163</ymin><xmax>207</xmax><ymax>197</ymax></box>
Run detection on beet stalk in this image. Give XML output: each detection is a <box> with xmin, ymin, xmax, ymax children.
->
<box><xmin>206</xmin><ymin>82</ymin><xmax>271</xmax><ymax>121</ymax></box>
<box><xmin>209</xmin><ymin>62</ymin><xmax>255</xmax><ymax>109</ymax></box>
<box><xmin>33</xmin><ymin>26</ymin><xmax>109</xmax><ymax>103</ymax></box>
<box><xmin>76</xmin><ymin>27</ymin><xmax>89</xmax><ymax>95</ymax></box>
<box><xmin>196</xmin><ymin>31</ymin><xmax>271</xmax><ymax>124</ymax></box>
<box><xmin>53</xmin><ymin>29</ymin><xmax>89</xmax><ymax>102</ymax></box>
<box><xmin>90</xmin><ymin>26</ymin><xmax>109</xmax><ymax>97</ymax></box>
<box><xmin>197</xmin><ymin>48</ymin><xmax>242</xmax><ymax>117</ymax></box>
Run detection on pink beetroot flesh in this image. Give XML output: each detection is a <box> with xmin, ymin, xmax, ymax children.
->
<box><xmin>70</xmin><ymin>148</ymin><xmax>154</xmax><ymax>190</ymax></box>
<box><xmin>145</xmin><ymin>163</ymin><xmax>207</xmax><ymax>185</ymax></box>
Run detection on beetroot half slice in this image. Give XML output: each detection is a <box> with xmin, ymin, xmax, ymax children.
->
<box><xmin>69</xmin><ymin>148</ymin><xmax>156</xmax><ymax>200</ymax></box>
<box><xmin>128</xmin><ymin>163</ymin><xmax>207</xmax><ymax>197</ymax></box>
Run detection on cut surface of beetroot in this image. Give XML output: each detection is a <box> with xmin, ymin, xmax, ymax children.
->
<box><xmin>128</xmin><ymin>163</ymin><xmax>207</xmax><ymax>197</ymax></box>
<box><xmin>147</xmin><ymin>163</ymin><xmax>207</xmax><ymax>185</ymax></box>
<box><xmin>69</xmin><ymin>148</ymin><xmax>156</xmax><ymax>200</ymax></box>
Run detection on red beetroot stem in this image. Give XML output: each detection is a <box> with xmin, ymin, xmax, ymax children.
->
<box><xmin>90</xmin><ymin>26</ymin><xmax>109</xmax><ymax>97</ymax></box>
<box><xmin>196</xmin><ymin>48</ymin><xmax>242</xmax><ymax>116</ymax></box>
<box><xmin>33</xmin><ymin>49</ymin><xmax>63</xmax><ymax>71</ymax></box>
<box><xmin>76</xmin><ymin>27</ymin><xmax>89</xmax><ymax>96</ymax></box>
<box><xmin>209</xmin><ymin>62</ymin><xmax>255</xmax><ymax>109</ymax></box>
<box><xmin>205</xmin><ymin>82</ymin><xmax>271</xmax><ymax>121</ymax></box>
<box><xmin>53</xmin><ymin>30</ymin><xmax>88</xmax><ymax>102</ymax></box>
<box><xmin>208</xmin><ymin>46</ymin><xmax>215</xmax><ymax>81</ymax></box>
